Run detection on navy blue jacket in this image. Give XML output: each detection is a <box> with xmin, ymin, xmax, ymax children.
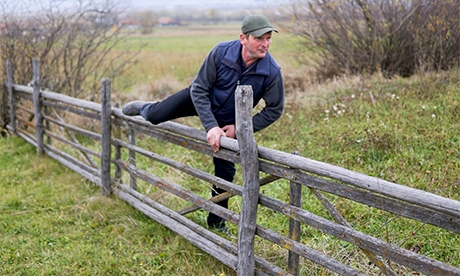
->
<box><xmin>191</xmin><ymin>39</ymin><xmax>284</xmax><ymax>133</ymax></box>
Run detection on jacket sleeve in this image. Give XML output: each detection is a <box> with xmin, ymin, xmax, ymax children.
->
<box><xmin>190</xmin><ymin>46</ymin><xmax>220</xmax><ymax>132</ymax></box>
<box><xmin>252</xmin><ymin>71</ymin><xmax>285</xmax><ymax>133</ymax></box>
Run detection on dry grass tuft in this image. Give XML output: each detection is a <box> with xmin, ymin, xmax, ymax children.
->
<box><xmin>117</xmin><ymin>75</ymin><xmax>188</xmax><ymax>104</ymax></box>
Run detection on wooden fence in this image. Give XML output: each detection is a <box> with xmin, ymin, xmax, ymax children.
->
<box><xmin>3</xmin><ymin>59</ymin><xmax>460</xmax><ymax>275</ymax></box>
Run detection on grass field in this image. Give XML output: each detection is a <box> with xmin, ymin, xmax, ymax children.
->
<box><xmin>113</xmin><ymin>22</ymin><xmax>304</xmax><ymax>100</ymax></box>
<box><xmin>1</xmin><ymin>23</ymin><xmax>460</xmax><ymax>275</ymax></box>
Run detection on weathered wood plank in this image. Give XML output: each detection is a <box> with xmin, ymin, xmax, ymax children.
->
<box><xmin>15</xmin><ymin>104</ymin><xmax>34</xmax><ymax>116</ymax></box>
<box><xmin>255</xmin><ymin>224</ymin><xmax>366</xmax><ymax>276</ymax></box>
<box><xmin>308</xmin><ymin>187</ymin><xmax>396</xmax><ymax>276</ymax></box>
<box><xmin>11</xmin><ymin>84</ymin><xmax>33</xmax><ymax>94</ymax></box>
<box><xmin>16</xmin><ymin>128</ymin><xmax>39</xmax><ymax>148</ymax></box>
<box><xmin>128</xmin><ymin>128</ymin><xmax>137</xmax><ymax>190</ymax></box>
<box><xmin>45</xmin><ymin>144</ymin><xmax>101</xmax><ymax>178</ymax></box>
<box><xmin>117</xmin><ymin>119</ymin><xmax>240</xmax><ymax>164</ymax></box>
<box><xmin>111</xmin><ymin>137</ymin><xmax>241</xmax><ymax>196</ymax></box>
<box><xmin>114</xmin><ymin>159</ymin><xmax>241</xmax><ymax>224</ymax></box>
<box><xmin>259</xmin><ymin>160</ymin><xmax>460</xmax><ymax>233</ymax></box>
<box><xmin>43</xmin><ymin>100</ymin><xmax>101</xmax><ymax>121</ymax></box>
<box><xmin>112</xmin><ymin>108</ymin><xmax>240</xmax><ymax>153</ymax></box>
<box><xmin>45</xmin><ymin>110</ymin><xmax>98</xmax><ymax>168</ymax></box>
<box><xmin>17</xmin><ymin>126</ymin><xmax>102</xmax><ymax>185</ymax></box>
<box><xmin>288</xmin><ymin>152</ymin><xmax>301</xmax><ymax>276</ymax></box>
<box><xmin>44</xmin><ymin>129</ymin><xmax>100</xmax><ymax>161</ymax></box>
<box><xmin>16</xmin><ymin>116</ymin><xmax>37</xmax><ymax>132</ymax></box>
<box><xmin>177</xmin><ymin>175</ymin><xmax>279</xmax><ymax>216</ymax></box>
<box><xmin>236</xmin><ymin>85</ymin><xmax>260</xmax><ymax>276</ymax></box>
<box><xmin>100</xmin><ymin>78</ymin><xmax>112</xmax><ymax>196</ymax></box>
<box><xmin>259</xmin><ymin>194</ymin><xmax>460</xmax><ymax>275</ymax></box>
<box><xmin>13</xmin><ymin>84</ymin><xmax>102</xmax><ymax>112</ymax></box>
<box><xmin>46</xmin><ymin>148</ymin><xmax>102</xmax><ymax>187</ymax></box>
<box><xmin>114</xmin><ymin>102</ymin><xmax>122</xmax><ymax>183</ymax></box>
<box><xmin>44</xmin><ymin>115</ymin><xmax>102</xmax><ymax>142</ymax></box>
<box><xmin>32</xmin><ymin>58</ymin><xmax>44</xmax><ymax>156</ymax></box>
<box><xmin>44</xmin><ymin>105</ymin><xmax>51</xmax><ymax>145</ymax></box>
<box><xmin>118</xmin><ymin>184</ymin><xmax>290</xmax><ymax>276</ymax></box>
<box><xmin>12</xmin><ymin>88</ymin><xmax>33</xmax><ymax>100</ymax></box>
<box><xmin>116</xmin><ymin>189</ymin><xmax>239</xmax><ymax>271</ymax></box>
<box><xmin>41</xmin><ymin>90</ymin><xmax>100</xmax><ymax>110</ymax></box>
<box><xmin>257</xmin><ymin>146</ymin><xmax>460</xmax><ymax>218</ymax></box>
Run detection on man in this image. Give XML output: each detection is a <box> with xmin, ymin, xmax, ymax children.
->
<box><xmin>122</xmin><ymin>14</ymin><xmax>285</xmax><ymax>232</ymax></box>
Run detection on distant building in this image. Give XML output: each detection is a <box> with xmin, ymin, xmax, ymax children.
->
<box><xmin>119</xmin><ymin>18</ymin><xmax>140</xmax><ymax>29</ymax></box>
<box><xmin>157</xmin><ymin>17</ymin><xmax>180</xmax><ymax>26</ymax></box>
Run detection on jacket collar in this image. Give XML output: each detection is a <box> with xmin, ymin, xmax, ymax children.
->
<box><xmin>223</xmin><ymin>40</ymin><xmax>272</xmax><ymax>77</ymax></box>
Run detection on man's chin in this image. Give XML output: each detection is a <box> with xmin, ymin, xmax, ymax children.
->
<box><xmin>257</xmin><ymin>52</ymin><xmax>267</xmax><ymax>58</ymax></box>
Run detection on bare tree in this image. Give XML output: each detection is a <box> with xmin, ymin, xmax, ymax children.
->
<box><xmin>137</xmin><ymin>10</ymin><xmax>156</xmax><ymax>35</ymax></box>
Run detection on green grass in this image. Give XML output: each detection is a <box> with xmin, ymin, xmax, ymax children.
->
<box><xmin>253</xmin><ymin>71</ymin><xmax>460</xmax><ymax>273</ymax></box>
<box><xmin>0</xmin><ymin>137</ymin><xmax>234</xmax><ymax>275</ymax></box>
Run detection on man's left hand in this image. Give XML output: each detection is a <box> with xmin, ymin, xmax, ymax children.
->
<box><xmin>222</xmin><ymin>125</ymin><xmax>235</xmax><ymax>139</ymax></box>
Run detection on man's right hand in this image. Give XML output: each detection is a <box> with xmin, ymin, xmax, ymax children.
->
<box><xmin>207</xmin><ymin>126</ymin><xmax>225</xmax><ymax>152</ymax></box>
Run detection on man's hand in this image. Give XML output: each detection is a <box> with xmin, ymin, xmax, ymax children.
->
<box><xmin>222</xmin><ymin>124</ymin><xmax>235</xmax><ymax>138</ymax></box>
<box><xmin>207</xmin><ymin>126</ymin><xmax>225</xmax><ymax>152</ymax></box>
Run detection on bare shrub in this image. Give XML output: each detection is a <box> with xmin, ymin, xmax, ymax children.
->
<box><xmin>283</xmin><ymin>66</ymin><xmax>316</xmax><ymax>94</ymax></box>
<box><xmin>282</xmin><ymin>0</ymin><xmax>460</xmax><ymax>79</ymax></box>
<box><xmin>0</xmin><ymin>0</ymin><xmax>142</xmax><ymax>99</ymax></box>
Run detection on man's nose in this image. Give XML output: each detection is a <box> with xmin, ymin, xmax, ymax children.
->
<box><xmin>261</xmin><ymin>39</ymin><xmax>269</xmax><ymax>47</ymax></box>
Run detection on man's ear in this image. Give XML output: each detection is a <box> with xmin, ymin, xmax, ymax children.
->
<box><xmin>239</xmin><ymin>33</ymin><xmax>246</xmax><ymax>45</ymax></box>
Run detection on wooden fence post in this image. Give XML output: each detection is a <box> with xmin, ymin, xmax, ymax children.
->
<box><xmin>6</xmin><ymin>60</ymin><xmax>15</xmax><ymax>134</ymax></box>
<box><xmin>100</xmin><ymin>78</ymin><xmax>112</xmax><ymax>196</ymax></box>
<box><xmin>45</xmin><ymin>106</ymin><xmax>51</xmax><ymax>145</ymax></box>
<box><xmin>114</xmin><ymin>102</ymin><xmax>122</xmax><ymax>184</ymax></box>
<box><xmin>288</xmin><ymin>151</ymin><xmax>302</xmax><ymax>276</ymax></box>
<box><xmin>0</xmin><ymin>69</ymin><xmax>6</xmax><ymax>134</ymax></box>
<box><xmin>235</xmin><ymin>85</ymin><xmax>259</xmax><ymax>275</ymax></box>
<box><xmin>32</xmin><ymin>58</ymin><xmax>44</xmax><ymax>156</ymax></box>
<box><xmin>128</xmin><ymin>128</ymin><xmax>137</xmax><ymax>190</ymax></box>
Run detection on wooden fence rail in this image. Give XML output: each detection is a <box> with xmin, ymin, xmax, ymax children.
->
<box><xmin>3</xmin><ymin>59</ymin><xmax>460</xmax><ymax>275</ymax></box>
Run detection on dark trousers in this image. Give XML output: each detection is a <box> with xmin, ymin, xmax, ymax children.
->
<box><xmin>208</xmin><ymin>157</ymin><xmax>235</xmax><ymax>228</ymax></box>
<box><xmin>140</xmin><ymin>86</ymin><xmax>235</xmax><ymax>228</ymax></box>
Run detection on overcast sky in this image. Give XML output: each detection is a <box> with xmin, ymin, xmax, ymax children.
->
<box><xmin>130</xmin><ymin>0</ymin><xmax>280</xmax><ymax>10</ymax></box>
<box><xmin>1</xmin><ymin>0</ymin><xmax>281</xmax><ymax>13</ymax></box>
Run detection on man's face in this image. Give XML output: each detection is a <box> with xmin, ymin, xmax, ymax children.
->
<box><xmin>241</xmin><ymin>32</ymin><xmax>272</xmax><ymax>60</ymax></box>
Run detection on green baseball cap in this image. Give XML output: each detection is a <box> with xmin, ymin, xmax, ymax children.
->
<box><xmin>241</xmin><ymin>14</ymin><xmax>278</xmax><ymax>37</ymax></box>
